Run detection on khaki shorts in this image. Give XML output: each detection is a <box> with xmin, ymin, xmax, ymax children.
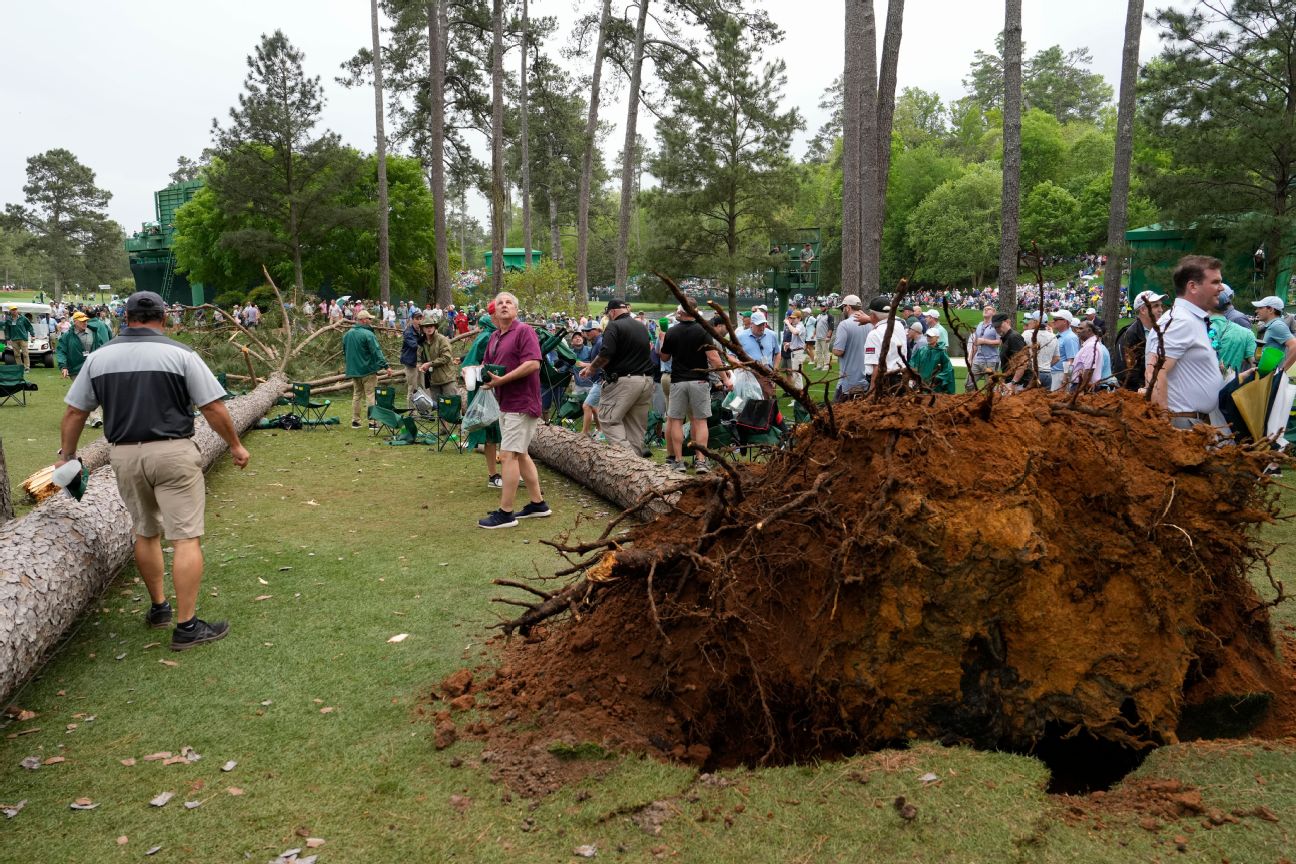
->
<box><xmin>666</xmin><ymin>379</ymin><xmax>712</xmax><ymax>421</ymax></box>
<box><xmin>499</xmin><ymin>411</ymin><xmax>540</xmax><ymax>454</ymax></box>
<box><xmin>110</xmin><ymin>438</ymin><xmax>206</xmax><ymax>540</ymax></box>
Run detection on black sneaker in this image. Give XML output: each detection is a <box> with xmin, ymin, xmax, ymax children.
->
<box><xmin>487</xmin><ymin>474</ymin><xmax>503</xmax><ymax>488</ymax></box>
<box><xmin>169</xmin><ymin>618</ymin><xmax>230</xmax><ymax>651</ymax></box>
<box><xmin>478</xmin><ymin>509</ymin><xmax>518</xmax><ymax>529</ymax></box>
<box><xmin>351</xmin><ymin>420</ymin><xmax>362</xmax><ymax>429</ymax></box>
<box><xmin>516</xmin><ymin>501</ymin><xmax>552</xmax><ymax>519</ymax></box>
<box><xmin>145</xmin><ymin>602</ymin><xmax>173</xmax><ymax>629</ymax></box>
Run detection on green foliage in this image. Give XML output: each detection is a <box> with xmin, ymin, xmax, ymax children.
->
<box><xmin>503</xmin><ymin>259</ymin><xmax>579</xmax><ymax>315</ymax></box>
<box><xmin>644</xmin><ymin>13</ymin><xmax>801</xmax><ymax>314</ymax></box>
<box><xmin>1140</xmin><ymin>1</ymin><xmax>1296</xmax><ymax>292</ymax></box>
<box><xmin>881</xmin><ymin>144</ymin><xmax>965</xmax><ymax>287</ymax></box>
<box><xmin>2</xmin><ymin>148</ymin><xmax>120</xmax><ymax>298</ymax></box>
<box><xmin>963</xmin><ymin>35</ymin><xmax>1113</xmax><ymax>124</ymax></box>
<box><xmin>1020</xmin><ymin>181</ymin><xmax>1080</xmax><ymax>254</ymax></box>
<box><xmin>906</xmin><ymin>165</ymin><xmax>1002</xmax><ymax>288</ymax></box>
<box><xmin>209</xmin><ymin>30</ymin><xmax>368</xmax><ymax>297</ymax></box>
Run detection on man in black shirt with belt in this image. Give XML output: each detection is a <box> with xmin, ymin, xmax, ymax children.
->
<box><xmin>578</xmin><ymin>299</ymin><xmax>655</xmax><ymax>454</ymax></box>
<box><xmin>659</xmin><ymin>305</ymin><xmax>729</xmax><ymax>473</ymax></box>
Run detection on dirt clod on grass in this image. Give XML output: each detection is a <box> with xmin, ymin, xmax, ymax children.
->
<box><xmin>473</xmin><ymin>390</ymin><xmax>1293</xmax><ymax>791</ymax></box>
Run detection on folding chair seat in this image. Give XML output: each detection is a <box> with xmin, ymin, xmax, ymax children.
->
<box><xmin>434</xmin><ymin>393</ymin><xmax>465</xmax><ymax>452</ymax></box>
<box><xmin>0</xmin><ymin>364</ymin><xmax>37</xmax><ymax>408</ymax></box>
<box><xmin>291</xmin><ymin>383</ymin><xmax>331</xmax><ymax>428</ymax></box>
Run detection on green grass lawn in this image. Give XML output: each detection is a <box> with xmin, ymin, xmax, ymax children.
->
<box><xmin>2</xmin><ymin>374</ymin><xmax>1294</xmax><ymax>863</ymax></box>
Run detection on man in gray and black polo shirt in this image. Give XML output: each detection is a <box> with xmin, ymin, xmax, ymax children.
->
<box><xmin>57</xmin><ymin>291</ymin><xmax>250</xmax><ymax>651</ymax></box>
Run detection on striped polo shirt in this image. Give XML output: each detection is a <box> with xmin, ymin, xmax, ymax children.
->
<box><xmin>65</xmin><ymin>327</ymin><xmax>227</xmax><ymax>444</ymax></box>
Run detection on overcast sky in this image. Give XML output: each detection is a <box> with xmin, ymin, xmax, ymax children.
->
<box><xmin>1</xmin><ymin>0</ymin><xmax>1183</xmax><ymax>233</ymax></box>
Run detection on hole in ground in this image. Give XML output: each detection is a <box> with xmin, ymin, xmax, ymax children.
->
<box><xmin>694</xmin><ymin>700</ymin><xmax>1151</xmax><ymax>795</ymax></box>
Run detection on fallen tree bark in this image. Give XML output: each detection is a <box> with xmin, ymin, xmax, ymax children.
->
<box><xmin>0</xmin><ymin>374</ymin><xmax>288</xmax><ymax>703</ymax></box>
<box><xmin>528</xmin><ymin>423</ymin><xmax>682</xmax><ymax>520</ymax></box>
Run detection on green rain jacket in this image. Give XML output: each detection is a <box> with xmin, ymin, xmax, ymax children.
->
<box><xmin>343</xmin><ymin>323</ymin><xmax>389</xmax><ymax>377</ymax></box>
<box><xmin>911</xmin><ymin>344</ymin><xmax>956</xmax><ymax>394</ymax></box>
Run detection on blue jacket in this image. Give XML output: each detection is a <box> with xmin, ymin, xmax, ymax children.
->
<box><xmin>400</xmin><ymin>322</ymin><xmax>423</xmax><ymax>367</ymax></box>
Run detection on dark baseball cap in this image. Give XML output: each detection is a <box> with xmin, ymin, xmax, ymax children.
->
<box><xmin>868</xmin><ymin>295</ymin><xmax>893</xmax><ymax>314</ymax></box>
<box><xmin>604</xmin><ymin>299</ymin><xmax>630</xmax><ymax>312</ymax></box>
<box><xmin>125</xmin><ymin>291</ymin><xmax>166</xmax><ymax>314</ymax></box>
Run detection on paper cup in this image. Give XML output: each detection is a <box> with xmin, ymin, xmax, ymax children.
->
<box><xmin>463</xmin><ymin>365</ymin><xmax>479</xmax><ymax>391</ymax></box>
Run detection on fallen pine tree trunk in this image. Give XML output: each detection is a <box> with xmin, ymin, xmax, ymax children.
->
<box><xmin>0</xmin><ymin>374</ymin><xmax>288</xmax><ymax>703</ymax></box>
<box><xmin>528</xmin><ymin>423</ymin><xmax>682</xmax><ymax>520</ymax></box>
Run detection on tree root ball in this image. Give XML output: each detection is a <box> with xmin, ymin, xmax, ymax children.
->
<box><xmin>480</xmin><ymin>389</ymin><xmax>1292</xmax><ymax>780</ymax></box>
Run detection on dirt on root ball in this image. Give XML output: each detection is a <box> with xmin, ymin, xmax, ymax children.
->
<box><xmin>473</xmin><ymin>389</ymin><xmax>1294</xmax><ymax>791</ymax></box>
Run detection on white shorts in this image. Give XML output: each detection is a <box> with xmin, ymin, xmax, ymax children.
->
<box><xmin>499</xmin><ymin>412</ymin><xmax>540</xmax><ymax>454</ymax></box>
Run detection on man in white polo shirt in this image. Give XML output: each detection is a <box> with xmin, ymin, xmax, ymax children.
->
<box><xmin>1145</xmin><ymin>255</ymin><xmax>1225</xmax><ymax>430</ymax></box>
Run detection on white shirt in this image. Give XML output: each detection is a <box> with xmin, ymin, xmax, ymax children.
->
<box><xmin>1024</xmin><ymin>327</ymin><xmax>1059</xmax><ymax>372</ymax></box>
<box><xmin>1146</xmin><ymin>297</ymin><xmax>1223</xmax><ymax>414</ymax></box>
<box><xmin>864</xmin><ymin>320</ymin><xmax>909</xmax><ymax>373</ymax></box>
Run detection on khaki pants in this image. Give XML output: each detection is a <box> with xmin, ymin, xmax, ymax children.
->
<box><xmin>351</xmin><ymin>375</ymin><xmax>377</xmax><ymax>423</ymax></box>
<box><xmin>598</xmin><ymin>375</ymin><xmax>654</xmax><ymax>454</ymax></box>
<box><xmin>815</xmin><ymin>338</ymin><xmax>832</xmax><ymax>368</ymax></box>
<box><xmin>403</xmin><ymin>365</ymin><xmax>421</xmax><ymax>403</ymax></box>
<box><xmin>12</xmin><ymin>340</ymin><xmax>29</xmax><ymax>368</ymax></box>
<box><xmin>110</xmin><ymin>439</ymin><xmax>205</xmax><ymax>539</ymax></box>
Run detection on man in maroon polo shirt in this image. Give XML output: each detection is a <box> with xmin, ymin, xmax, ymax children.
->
<box><xmin>476</xmin><ymin>292</ymin><xmax>551</xmax><ymax>528</ymax></box>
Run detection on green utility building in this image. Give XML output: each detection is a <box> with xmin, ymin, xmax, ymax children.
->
<box><xmin>1125</xmin><ymin>222</ymin><xmax>1294</xmax><ymax>304</ymax></box>
<box><xmin>483</xmin><ymin>248</ymin><xmax>544</xmax><ymax>272</ymax></box>
<box><xmin>124</xmin><ymin>179</ymin><xmax>210</xmax><ymax>306</ymax></box>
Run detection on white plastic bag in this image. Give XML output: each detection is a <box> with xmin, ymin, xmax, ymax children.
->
<box><xmin>462</xmin><ymin>388</ymin><xmax>500</xmax><ymax>432</ymax></box>
<box><xmin>723</xmin><ymin>368</ymin><xmax>763</xmax><ymax>411</ymax></box>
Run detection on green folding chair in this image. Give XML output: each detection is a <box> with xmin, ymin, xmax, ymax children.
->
<box><xmin>0</xmin><ymin>364</ymin><xmax>37</xmax><ymax>407</ymax></box>
<box><xmin>215</xmin><ymin>372</ymin><xmax>236</xmax><ymax>400</ymax></box>
<box><xmin>291</xmin><ymin>382</ymin><xmax>332</xmax><ymax>428</ymax></box>
<box><xmin>435</xmin><ymin>394</ymin><xmax>465</xmax><ymax>452</ymax></box>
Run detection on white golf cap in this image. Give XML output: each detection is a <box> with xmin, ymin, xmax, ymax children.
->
<box><xmin>924</xmin><ymin>308</ymin><xmax>940</xmax><ymax>318</ymax></box>
<box><xmin>908</xmin><ymin>321</ymin><xmax>923</xmax><ymax>332</ymax></box>
<box><xmin>839</xmin><ymin>294</ymin><xmax>862</xmax><ymax>308</ymax></box>
<box><xmin>1052</xmin><ymin>310</ymin><xmax>1077</xmax><ymax>325</ymax></box>
<box><xmin>1024</xmin><ymin>311</ymin><xmax>1041</xmax><ymax>321</ymax></box>
<box><xmin>750</xmin><ymin>311</ymin><xmax>768</xmax><ymax>325</ymax></box>
<box><xmin>1253</xmin><ymin>295</ymin><xmax>1285</xmax><ymax>312</ymax></box>
<box><xmin>1134</xmin><ymin>290</ymin><xmax>1165</xmax><ymax>310</ymax></box>
<box><xmin>924</xmin><ymin>327</ymin><xmax>941</xmax><ymax>338</ymax></box>
<box><xmin>1085</xmin><ymin>307</ymin><xmax>1096</xmax><ymax>315</ymax></box>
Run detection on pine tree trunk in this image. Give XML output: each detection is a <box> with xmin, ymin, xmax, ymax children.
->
<box><xmin>1102</xmin><ymin>0</ymin><xmax>1144</xmax><ymax>348</ymax></box>
<box><xmin>428</xmin><ymin>0</ymin><xmax>452</xmax><ymax>307</ymax></box>
<box><xmin>460</xmin><ymin>185</ymin><xmax>468</xmax><ymax>266</ymax></box>
<box><xmin>490</xmin><ymin>0</ymin><xmax>507</xmax><ymax>295</ymax></box>
<box><xmin>841</xmin><ymin>1</ymin><xmax>865</xmax><ymax>299</ymax></box>
<box><xmin>528</xmin><ymin>425</ymin><xmax>680</xmax><ymax>520</ymax></box>
<box><xmin>615</xmin><ymin>0</ymin><xmax>650</xmax><ymax>299</ymax></box>
<box><xmin>859</xmin><ymin>1</ymin><xmax>881</xmax><ymax>300</ymax></box>
<box><xmin>0</xmin><ymin>374</ymin><xmax>288</xmax><ymax>704</ymax></box>
<box><xmin>997</xmin><ymin>0</ymin><xmax>1023</xmax><ymax>319</ymax></box>
<box><xmin>372</xmin><ymin>0</ymin><xmax>392</xmax><ymax>304</ymax></box>
<box><xmin>549</xmin><ymin>172</ymin><xmax>563</xmax><ymax>267</ymax></box>
<box><xmin>577</xmin><ymin>0</ymin><xmax>613</xmax><ymax>311</ymax></box>
<box><xmin>0</xmin><ymin>436</ymin><xmax>13</xmax><ymax>525</ymax></box>
<box><xmin>520</xmin><ymin>0</ymin><xmax>533</xmax><ymax>268</ymax></box>
<box><xmin>874</xmin><ymin>0</ymin><xmax>904</xmax><ymax>278</ymax></box>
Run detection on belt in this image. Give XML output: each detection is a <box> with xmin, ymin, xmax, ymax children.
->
<box><xmin>111</xmin><ymin>437</ymin><xmax>192</xmax><ymax>446</ymax></box>
<box><xmin>609</xmin><ymin>374</ymin><xmax>651</xmax><ymax>379</ymax></box>
<box><xmin>1168</xmin><ymin>411</ymin><xmax>1211</xmax><ymax>422</ymax></box>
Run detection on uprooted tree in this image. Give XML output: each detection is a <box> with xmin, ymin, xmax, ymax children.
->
<box><xmin>484</xmin><ymin>276</ymin><xmax>1290</xmax><ymax>785</ymax></box>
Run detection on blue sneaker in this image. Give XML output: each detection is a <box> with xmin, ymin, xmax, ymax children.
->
<box><xmin>478</xmin><ymin>509</ymin><xmax>518</xmax><ymax>529</ymax></box>
<box><xmin>516</xmin><ymin>501</ymin><xmax>552</xmax><ymax>519</ymax></box>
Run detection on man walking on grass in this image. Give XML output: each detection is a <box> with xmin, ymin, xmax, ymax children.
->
<box><xmin>660</xmin><ymin>305</ymin><xmax>730</xmax><ymax>474</ymax></box>
<box><xmin>477</xmin><ymin>292</ymin><xmax>551</xmax><ymax>529</ymax></box>
<box><xmin>343</xmin><ymin>310</ymin><xmax>390</xmax><ymax>429</ymax></box>
<box><xmin>57</xmin><ymin>291</ymin><xmax>249</xmax><ymax>650</ymax></box>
